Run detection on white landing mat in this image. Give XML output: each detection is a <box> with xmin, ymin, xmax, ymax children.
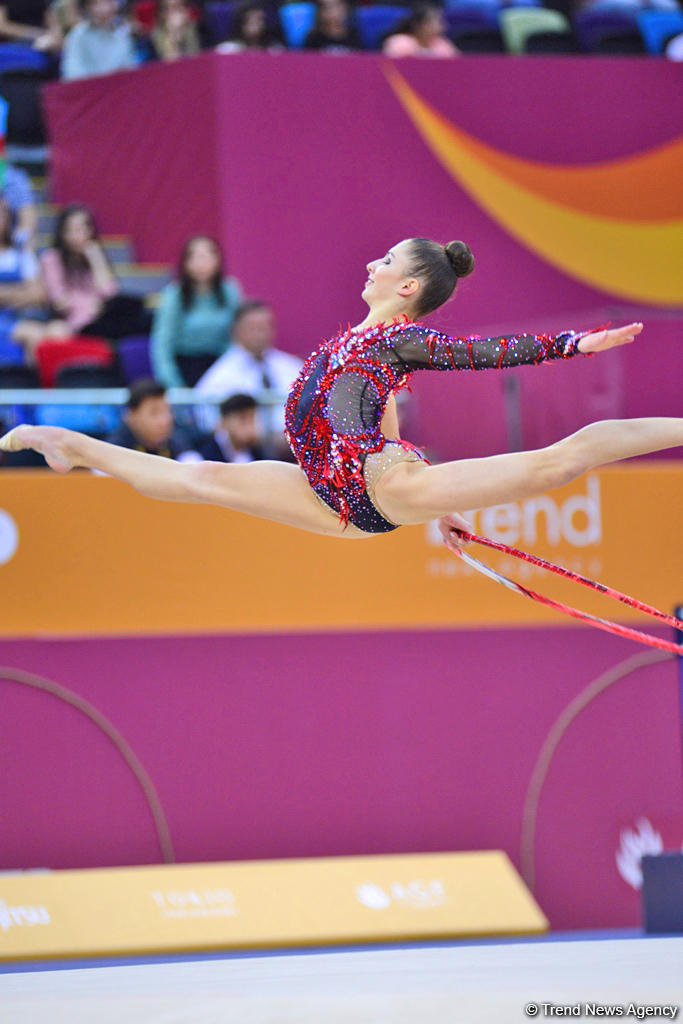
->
<box><xmin>1</xmin><ymin>936</ymin><xmax>681</xmax><ymax>1024</ymax></box>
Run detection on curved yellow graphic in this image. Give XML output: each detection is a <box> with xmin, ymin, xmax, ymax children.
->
<box><xmin>385</xmin><ymin>65</ymin><xmax>683</xmax><ymax>307</ymax></box>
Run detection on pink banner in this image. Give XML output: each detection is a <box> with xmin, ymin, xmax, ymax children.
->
<box><xmin>44</xmin><ymin>54</ymin><xmax>683</xmax><ymax>458</ymax></box>
<box><xmin>1</xmin><ymin>627</ymin><xmax>681</xmax><ymax>931</ymax></box>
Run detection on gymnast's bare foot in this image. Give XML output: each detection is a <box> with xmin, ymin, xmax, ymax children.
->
<box><xmin>0</xmin><ymin>425</ymin><xmax>79</xmax><ymax>473</ymax></box>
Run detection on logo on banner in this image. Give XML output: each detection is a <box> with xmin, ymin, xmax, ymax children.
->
<box><xmin>149</xmin><ymin>888</ymin><xmax>238</xmax><ymax>919</ymax></box>
<box><xmin>426</xmin><ymin>475</ymin><xmax>602</xmax><ymax>550</ymax></box>
<box><xmin>356</xmin><ymin>879</ymin><xmax>446</xmax><ymax>910</ymax></box>
<box><xmin>0</xmin><ymin>509</ymin><xmax>18</xmax><ymax>565</ymax></box>
<box><xmin>0</xmin><ymin>900</ymin><xmax>50</xmax><ymax>931</ymax></box>
<box><xmin>615</xmin><ymin>818</ymin><xmax>663</xmax><ymax>890</ymax></box>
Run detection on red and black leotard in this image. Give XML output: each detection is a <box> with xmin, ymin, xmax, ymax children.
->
<box><xmin>284</xmin><ymin>317</ymin><xmax>589</xmax><ymax>533</ymax></box>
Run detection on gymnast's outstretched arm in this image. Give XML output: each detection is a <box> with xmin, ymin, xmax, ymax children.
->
<box><xmin>386</xmin><ymin>321</ymin><xmax>643</xmax><ymax>372</ymax></box>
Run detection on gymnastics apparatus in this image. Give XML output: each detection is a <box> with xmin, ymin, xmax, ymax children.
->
<box><xmin>2</xmin><ymin>238</ymin><xmax>682</xmax><ymax>651</ymax></box>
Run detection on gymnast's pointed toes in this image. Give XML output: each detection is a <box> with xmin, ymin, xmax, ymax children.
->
<box><xmin>0</xmin><ymin>427</ymin><xmax>26</xmax><ymax>452</ymax></box>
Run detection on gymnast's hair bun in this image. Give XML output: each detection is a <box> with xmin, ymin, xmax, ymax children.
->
<box><xmin>445</xmin><ymin>240</ymin><xmax>475</xmax><ymax>278</ymax></box>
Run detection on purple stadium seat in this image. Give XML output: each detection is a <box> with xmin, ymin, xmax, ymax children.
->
<box><xmin>118</xmin><ymin>335</ymin><xmax>152</xmax><ymax>384</ymax></box>
<box><xmin>206</xmin><ymin>1</ymin><xmax>238</xmax><ymax>43</ymax></box>
<box><xmin>574</xmin><ymin>9</ymin><xmax>638</xmax><ymax>51</ymax></box>
<box><xmin>445</xmin><ymin>2</ymin><xmax>501</xmax><ymax>34</ymax></box>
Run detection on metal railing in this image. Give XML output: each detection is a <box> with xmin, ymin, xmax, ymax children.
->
<box><xmin>0</xmin><ymin>388</ymin><xmax>286</xmax><ymax>407</ymax></box>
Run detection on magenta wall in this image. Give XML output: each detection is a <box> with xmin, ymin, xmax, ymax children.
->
<box><xmin>2</xmin><ymin>627</ymin><xmax>681</xmax><ymax>931</ymax></box>
<box><xmin>44</xmin><ymin>54</ymin><xmax>683</xmax><ymax>459</ymax></box>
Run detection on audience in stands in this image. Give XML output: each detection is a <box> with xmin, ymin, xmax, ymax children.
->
<box><xmin>194</xmin><ymin>299</ymin><xmax>302</xmax><ymax>458</ymax></box>
<box><xmin>1</xmin><ymin>164</ymin><xmax>38</xmax><ymax>249</ymax></box>
<box><xmin>13</xmin><ymin>203</ymin><xmax>150</xmax><ymax>359</ymax></box>
<box><xmin>151</xmin><ymin>0</ymin><xmax>200</xmax><ymax>60</ymax></box>
<box><xmin>216</xmin><ymin>1</ymin><xmax>283</xmax><ymax>52</ymax></box>
<box><xmin>0</xmin><ymin>199</ymin><xmax>42</xmax><ymax>360</ymax></box>
<box><xmin>196</xmin><ymin>392</ymin><xmax>267</xmax><ymax>463</ymax></box>
<box><xmin>107</xmin><ymin>377</ymin><xmax>200</xmax><ymax>459</ymax></box>
<box><xmin>61</xmin><ymin>0</ymin><xmax>136</xmax><ymax>79</ymax></box>
<box><xmin>151</xmin><ymin>235</ymin><xmax>242</xmax><ymax>388</ymax></box>
<box><xmin>382</xmin><ymin>5</ymin><xmax>461</xmax><ymax>58</ymax></box>
<box><xmin>305</xmin><ymin>0</ymin><xmax>361</xmax><ymax>52</ymax></box>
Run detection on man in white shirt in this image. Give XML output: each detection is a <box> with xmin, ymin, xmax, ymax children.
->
<box><xmin>194</xmin><ymin>301</ymin><xmax>302</xmax><ymax>456</ymax></box>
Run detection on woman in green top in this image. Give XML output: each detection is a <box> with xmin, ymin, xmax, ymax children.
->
<box><xmin>151</xmin><ymin>235</ymin><xmax>243</xmax><ymax>387</ymax></box>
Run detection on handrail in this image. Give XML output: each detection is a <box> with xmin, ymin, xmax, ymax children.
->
<box><xmin>0</xmin><ymin>388</ymin><xmax>286</xmax><ymax>406</ymax></box>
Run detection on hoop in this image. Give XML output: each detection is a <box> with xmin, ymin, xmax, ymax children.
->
<box><xmin>450</xmin><ymin>531</ymin><xmax>683</xmax><ymax>655</ymax></box>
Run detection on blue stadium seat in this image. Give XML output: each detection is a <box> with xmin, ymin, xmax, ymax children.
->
<box><xmin>279</xmin><ymin>3</ymin><xmax>317</xmax><ymax>48</ymax></box>
<box><xmin>637</xmin><ymin>9</ymin><xmax>683</xmax><ymax>52</ymax></box>
<box><xmin>0</xmin><ymin>44</ymin><xmax>50</xmax><ymax>73</ymax></box>
<box><xmin>34</xmin><ymin>404</ymin><xmax>121</xmax><ymax>438</ymax></box>
<box><xmin>355</xmin><ymin>6</ymin><xmax>409</xmax><ymax>50</ymax></box>
<box><xmin>0</xmin><ymin>336</ymin><xmax>26</xmax><ymax>367</ymax></box>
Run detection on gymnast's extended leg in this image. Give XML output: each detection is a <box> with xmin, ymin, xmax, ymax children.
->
<box><xmin>375</xmin><ymin>418</ymin><xmax>683</xmax><ymax>525</ymax></box>
<box><xmin>0</xmin><ymin>426</ymin><xmax>371</xmax><ymax>539</ymax></box>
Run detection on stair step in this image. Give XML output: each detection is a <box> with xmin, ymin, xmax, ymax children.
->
<box><xmin>35</xmin><ymin>235</ymin><xmax>136</xmax><ymax>263</ymax></box>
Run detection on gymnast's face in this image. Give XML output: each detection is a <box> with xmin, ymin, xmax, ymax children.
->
<box><xmin>362</xmin><ymin>239</ymin><xmax>420</xmax><ymax>311</ymax></box>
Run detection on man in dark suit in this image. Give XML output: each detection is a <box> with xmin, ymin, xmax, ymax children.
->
<box><xmin>196</xmin><ymin>393</ymin><xmax>267</xmax><ymax>464</ymax></box>
<box><xmin>107</xmin><ymin>378</ymin><xmax>199</xmax><ymax>459</ymax></box>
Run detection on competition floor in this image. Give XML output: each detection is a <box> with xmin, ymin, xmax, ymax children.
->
<box><xmin>1</xmin><ymin>931</ymin><xmax>681</xmax><ymax>1023</ymax></box>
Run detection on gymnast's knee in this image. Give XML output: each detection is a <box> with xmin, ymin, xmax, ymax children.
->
<box><xmin>543</xmin><ymin>435</ymin><xmax>590</xmax><ymax>490</ymax></box>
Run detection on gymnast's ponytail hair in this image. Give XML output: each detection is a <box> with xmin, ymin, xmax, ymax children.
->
<box><xmin>408</xmin><ymin>238</ymin><xmax>475</xmax><ymax>317</ymax></box>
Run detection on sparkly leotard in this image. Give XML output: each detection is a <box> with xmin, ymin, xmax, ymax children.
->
<box><xmin>284</xmin><ymin>318</ymin><xmax>589</xmax><ymax>533</ymax></box>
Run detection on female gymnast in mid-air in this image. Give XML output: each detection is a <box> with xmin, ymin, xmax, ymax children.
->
<box><xmin>2</xmin><ymin>237</ymin><xmax>682</xmax><ymax>548</ymax></box>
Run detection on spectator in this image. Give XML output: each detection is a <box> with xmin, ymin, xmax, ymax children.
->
<box><xmin>107</xmin><ymin>377</ymin><xmax>200</xmax><ymax>459</ymax></box>
<box><xmin>61</xmin><ymin>0</ymin><xmax>136</xmax><ymax>80</ymax></box>
<box><xmin>0</xmin><ymin>199</ymin><xmax>42</xmax><ymax>355</ymax></box>
<box><xmin>304</xmin><ymin>0</ymin><xmax>361</xmax><ymax>52</ymax></box>
<box><xmin>382</xmin><ymin>4</ymin><xmax>460</xmax><ymax>58</ymax></box>
<box><xmin>151</xmin><ymin>235</ymin><xmax>242</xmax><ymax>388</ymax></box>
<box><xmin>13</xmin><ymin>203</ymin><xmax>151</xmax><ymax>358</ymax></box>
<box><xmin>216</xmin><ymin>1</ymin><xmax>282</xmax><ymax>52</ymax></box>
<box><xmin>196</xmin><ymin>392</ymin><xmax>267</xmax><ymax>463</ymax></box>
<box><xmin>1</xmin><ymin>164</ymin><xmax>38</xmax><ymax>249</ymax></box>
<box><xmin>151</xmin><ymin>0</ymin><xmax>200</xmax><ymax>59</ymax></box>
<box><xmin>194</xmin><ymin>299</ymin><xmax>302</xmax><ymax>455</ymax></box>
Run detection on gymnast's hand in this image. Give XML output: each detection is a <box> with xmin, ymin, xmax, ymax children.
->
<box><xmin>578</xmin><ymin>322</ymin><xmax>643</xmax><ymax>354</ymax></box>
<box><xmin>437</xmin><ymin>512</ymin><xmax>473</xmax><ymax>553</ymax></box>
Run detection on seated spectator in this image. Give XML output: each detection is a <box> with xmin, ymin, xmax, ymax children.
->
<box><xmin>1</xmin><ymin>163</ymin><xmax>38</xmax><ymax>250</ymax></box>
<box><xmin>0</xmin><ymin>198</ymin><xmax>42</xmax><ymax>351</ymax></box>
<box><xmin>197</xmin><ymin>392</ymin><xmax>267</xmax><ymax>463</ymax></box>
<box><xmin>61</xmin><ymin>0</ymin><xmax>136</xmax><ymax>80</ymax></box>
<box><xmin>304</xmin><ymin>0</ymin><xmax>361</xmax><ymax>52</ymax></box>
<box><xmin>382</xmin><ymin>5</ymin><xmax>460</xmax><ymax>58</ymax></box>
<box><xmin>151</xmin><ymin>235</ymin><xmax>242</xmax><ymax>388</ymax></box>
<box><xmin>151</xmin><ymin>0</ymin><xmax>200</xmax><ymax>59</ymax></box>
<box><xmin>216</xmin><ymin>1</ymin><xmax>282</xmax><ymax>52</ymax></box>
<box><xmin>194</xmin><ymin>299</ymin><xmax>302</xmax><ymax>457</ymax></box>
<box><xmin>107</xmin><ymin>377</ymin><xmax>200</xmax><ymax>459</ymax></box>
<box><xmin>12</xmin><ymin>203</ymin><xmax>151</xmax><ymax>359</ymax></box>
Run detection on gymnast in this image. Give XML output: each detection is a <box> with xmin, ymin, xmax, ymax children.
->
<box><xmin>2</xmin><ymin>237</ymin><xmax>682</xmax><ymax>547</ymax></box>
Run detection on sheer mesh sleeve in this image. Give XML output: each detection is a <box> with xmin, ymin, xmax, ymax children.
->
<box><xmin>385</xmin><ymin>324</ymin><xmax>586</xmax><ymax>373</ymax></box>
